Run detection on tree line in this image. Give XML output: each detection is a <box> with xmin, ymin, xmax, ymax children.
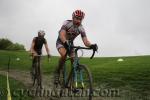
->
<box><xmin>0</xmin><ymin>38</ymin><xmax>25</xmax><ymax>51</ymax></box>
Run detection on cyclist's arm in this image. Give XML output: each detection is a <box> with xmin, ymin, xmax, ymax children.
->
<box><xmin>80</xmin><ymin>26</ymin><xmax>91</xmax><ymax>47</ymax></box>
<box><xmin>59</xmin><ymin>30</ymin><xmax>67</xmax><ymax>43</ymax></box>
<box><xmin>30</xmin><ymin>38</ymin><xmax>37</xmax><ymax>54</ymax></box>
<box><xmin>44</xmin><ymin>43</ymin><xmax>50</xmax><ymax>55</ymax></box>
<box><xmin>59</xmin><ymin>20</ymin><xmax>69</xmax><ymax>43</ymax></box>
<box><xmin>82</xmin><ymin>37</ymin><xmax>91</xmax><ymax>47</ymax></box>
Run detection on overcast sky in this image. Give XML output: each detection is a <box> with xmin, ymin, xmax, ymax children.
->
<box><xmin>0</xmin><ymin>0</ymin><xmax>150</xmax><ymax>57</ymax></box>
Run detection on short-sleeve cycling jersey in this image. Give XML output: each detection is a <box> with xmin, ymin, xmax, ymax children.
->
<box><xmin>33</xmin><ymin>37</ymin><xmax>47</xmax><ymax>55</ymax></box>
<box><xmin>56</xmin><ymin>20</ymin><xmax>87</xmax><ymax>49</ymax></box>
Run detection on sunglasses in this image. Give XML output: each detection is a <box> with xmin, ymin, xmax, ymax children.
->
<box><xmin>74</xmin><ymin>16</ymin><xmax>83</xmax><ymax>20</ymax></box>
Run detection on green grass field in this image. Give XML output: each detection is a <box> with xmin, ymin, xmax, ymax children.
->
<box><xmin>0</xmin><ymin>50</ymin><xmax>150</xmax><ymax>99</ymax></box>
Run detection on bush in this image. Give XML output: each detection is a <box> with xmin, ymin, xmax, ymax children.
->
<box><xmin>0</xmin><ymin>38</ymin><xmax>13</xmax><ymax>49</ymax></box>
<box><xmin>6</xmin><ymin>43</ymin><xmax>25</xmax><ymax>50</ymax></box>
<box><xmin>0</xmin><ymin>38</ymin><xmax>25</xmax><ymax>51</ymax></box>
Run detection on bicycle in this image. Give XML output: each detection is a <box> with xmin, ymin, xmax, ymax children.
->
<box><xmin>31</xmin><ymin>55</ymin><xmax>49</xmax><ymax>89</ymax></box>
<box><xmin>53</xmin><ymin>41</ymin><xmax>97</xmax><ymax>100</ymax></box>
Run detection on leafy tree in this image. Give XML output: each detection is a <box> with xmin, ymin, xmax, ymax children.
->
<box><xmin>6</xmin><ymin>43</ymin><xmax>25</xmax><ymax>50</ymax></box>
<box><xmin>0</xmin><ymin>38</ymin><xmax>25</xmax><ymax>51</ymax></box>
<box><xmin>0</xmin><ymin>38</ymin><xmax>13</xmax><ymax>49</ymax></box>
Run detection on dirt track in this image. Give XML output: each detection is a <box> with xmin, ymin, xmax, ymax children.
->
<box><xmin>0</xmin><ymin>69</ymin><xmax>124</xmax><ymax>100</ymax></box>
<box><xmin>0</xmin><ymin>69</ymin><xmax>55</xmax><ymax>100</ymax></box>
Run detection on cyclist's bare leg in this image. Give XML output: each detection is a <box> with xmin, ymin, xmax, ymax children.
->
<box><xmin>54</xmin><ymin>47</ymin><xmax>67</xmax><ymax>84</ymax></box>
<box><xmin>31</xmin><ymin>56</ymin><xmax>36</xmax><ymax>76</ymax></box>
<box><xmin>57</xmin><ymin>47</ymin><xmax>67</xmax><ymax>73</ymax></box>
<box><xmin>31</xmin><ymin>52</ymin><xmax>38</xmax><ymax>75</ymax></box>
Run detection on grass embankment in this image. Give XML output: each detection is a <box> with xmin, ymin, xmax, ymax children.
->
<box><xmin>0</xmin><ymin>50</ymin><xmax>150</xmax><ymax>98</ymax></box>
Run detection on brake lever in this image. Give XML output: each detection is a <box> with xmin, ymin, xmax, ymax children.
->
<box><xmin>90</xmin><ymin>49</ymin><xmax>96</xmax><ymax>59</ymax></box>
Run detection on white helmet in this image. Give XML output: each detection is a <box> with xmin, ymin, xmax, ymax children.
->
<box><xmin>38</xmin><ymin>30</ymin><xmax>45</xmax><ymax>37</ymax></box>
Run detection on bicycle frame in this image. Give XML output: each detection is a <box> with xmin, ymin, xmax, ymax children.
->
<box><xmin>63</xmin><ymin>49</ymin><xmax>80</xmax><ymax>88</ymax></box>
<box><xmin>63</xmin><ymin>46</ymin><xmax>95</xmax><ymax>89</ymax></box>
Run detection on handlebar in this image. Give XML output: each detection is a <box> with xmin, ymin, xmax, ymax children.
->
<box><xmin>30</xmin><ymin>54</ymin><xmax>50</xmax><ymax>62</ymax></box>
<box><xmin>34</xmin><ymin>55</ymin><xmax>44</xmax><ymax>57</ymax></box>
<box><xmin>69</xmin><ymin>45</ymin><xmax>97</xmax><ymax>59</ymax></box>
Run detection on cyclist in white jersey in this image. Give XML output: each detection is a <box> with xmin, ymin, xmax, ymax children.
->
<box><xmin>55</xmin><ymin>10</ymin><xmax>98</xmax><ymax>84</ymax></box>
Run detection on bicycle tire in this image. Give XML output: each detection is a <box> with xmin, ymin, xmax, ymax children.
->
<box><xmin>32</xmin><ymin>56</ymin><xmax>42</xmax><ymax>89</ymax></box>
<box><xmin>32</xmin><ymin>57</ymin><xmax>37</xmax><ymax>86</ymax></box>
<box><xmin>67</xmin><ymin>64</ymin><xmax>93</xmax><ymax>100</ymax></box>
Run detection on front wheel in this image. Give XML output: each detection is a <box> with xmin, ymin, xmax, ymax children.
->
<box><xmin>68</xmin><ymin>64</ymin><xmax>93</xmax><ymax>100</ymax></box>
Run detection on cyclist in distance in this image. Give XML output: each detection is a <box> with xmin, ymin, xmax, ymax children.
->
<box><xmin>30</xmin><ymin>30</ymin><xmax>51</xmax><ymax>75</ymax></box>
<box><xmin>55</xmin><ymin>10</ymin><xmax>98</xmax><ymax>84</ymax></box>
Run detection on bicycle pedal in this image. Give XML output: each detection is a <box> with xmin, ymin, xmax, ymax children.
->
<box><xmin>54</xmin><ymin>82</ymin><xmax>59</xmax><ymax>86</ymax></box>
<box><xmin>72</xmin><ymin>89</ymin><xmax>80</xmax><ymax>93</ymax></box>
<box><xmin>64</xmin><ymin>85</ymin><xmax>69</xmax><ymax>88</ymax></box>
<box><xmin>40</xmin><ymin>86</ymin><xmax>43</xmax><ymax>89</ymax></box>
<box><xmin>36</xmin><ymin>85</ymin><xmax>43</xmax><ymax>89</ymax></box>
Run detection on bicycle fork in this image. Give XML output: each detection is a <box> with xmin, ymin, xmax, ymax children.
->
<box><xmin>80</xmin><ymin>70</ymin><xmax>85</xmax><ymax>88</ymax></box>
<box><xmin>72</xmin><ymin>59</ymin><xmax>85</xmax><ymax>89</ymax></box>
